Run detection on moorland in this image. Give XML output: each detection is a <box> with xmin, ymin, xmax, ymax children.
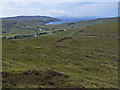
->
<box><xmin>2</xmin><ymin>16</ymin><xmax>119</xmax><ymax>88</ymax></box>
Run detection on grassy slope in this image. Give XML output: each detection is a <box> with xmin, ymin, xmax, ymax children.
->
<box><xmin>2</xmin><ymin>17</ymin><xmax>118</xmax><ymax>37</ymax></box>
<box><xmin>46</xmin><ymin>17</ymin><xmax>118</xmax><ymax>30</ymax></box>
<box><xmin>2</xmin><ymin>21</ymin><xmax>118</xmax><ymax>88</ymax></box>
<box><xmin>2</xmin><ymin>16</ymin><xmax>59</xmax><ymax>36</ymax></box>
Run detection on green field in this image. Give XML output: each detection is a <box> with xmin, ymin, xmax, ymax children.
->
<box><xmin>2</xmin><ymin>16</ymin><xmax>59</xmax><ymax>36</ymax></box>
<box><xmin>2</xmin><ymin>16</ymin><xmax>119</xmax><ymax>88</ymax></box>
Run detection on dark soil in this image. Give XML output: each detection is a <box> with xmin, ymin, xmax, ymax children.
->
<box><xmin>2</xmin><ymin>70</ymin><xmax>69</xmax><ymax>88</ymax></box>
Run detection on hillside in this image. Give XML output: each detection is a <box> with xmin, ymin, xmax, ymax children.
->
<box><xmin>46</xmin><ymin>17</ymin><xmax>118</xmax><ymax>30</ymax></box>
<box><xmin>2</xmin><ymin>17</ymin><xmax>118</xmax><ymax>39</ymax></box>
<box><xmin>53</xmin><ymin>22</ymin><xmax>118</xmax><ymax>37</ymax></box>
<box><xmin>2</xmin><ymin>17</ymin><xmax>119</xmax><ymax>88</ymax></box>
<box><xmin>2</xmin><ymin>16</ymin><xmax>59</xmax><ymax>36</ymax></box>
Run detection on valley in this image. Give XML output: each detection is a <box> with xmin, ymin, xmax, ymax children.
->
<box><xmin>1</xmin><ymin>16</ymin><xmax>119</xmax><ymax>88</ymax></box>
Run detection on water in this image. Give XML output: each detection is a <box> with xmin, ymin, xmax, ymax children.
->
<box><xmin>46</xmin><ymin>17</ymin><xmax>98</xmax><ymax>25</ymax></box>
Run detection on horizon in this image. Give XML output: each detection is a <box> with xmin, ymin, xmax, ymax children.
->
<box><xmin>1</xmin><ymin>2</ymin><xmax>118</xmax><ymax>18</ymax></box>
<box><xmin>1</xmin><ymin>15</ymin><xmax>118</xmax><ymax>19</ymax></box>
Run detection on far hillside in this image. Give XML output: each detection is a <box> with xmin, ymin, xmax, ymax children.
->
<box><xmin>2</xmin><ymin>16</ymin><xmax>59</xmax><ymax>35</ymax></box>
<box><xmin>2</xmin><ymin>16</ymin><xmax>118</xmax><ymax>39</ymax></box>
<box><xmin>53</xmin><ymin>22</ymin><xmax>118</xmax><ymax>37</ymax></box>
<box><xmin>48</xmin><ymin>17</ymin><xmax>118</xmax><ymax>30</ymax></box>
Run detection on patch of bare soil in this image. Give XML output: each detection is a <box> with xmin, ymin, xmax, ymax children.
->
<box><xmin>101</xmin><ymin>63</ymin><xmax>118</xmax><ymax>68</ymax></box>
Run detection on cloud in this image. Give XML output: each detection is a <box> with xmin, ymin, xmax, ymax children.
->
<box><xmin>1</xmin><ymin>2</ymin><xmax>118</xmax><ymax>17</ymax></box>
<box><xmin>73</xmin><ymin>2</ymin><xmax>118</xmax><ymax>17</ymax></box>
<box><xmin>1</xmin><ymin>2</ymin><xmax>44</xmax><ymax>17</ymax></box>
<box><xmin>47</xmin><ymin>9</ymin><xmax>67</xmax><ymax>16</ymax></box>
<box><xmin>1</xmin><ymin>0</ymin><xmax>119</xmax><ymax>2</ymax></box>
<box><xmin>13</xmin><ymin>2</ymin><xmax>33</xmax><ymax>7</ymax></box>
<box><xmin>40</xmin><ymin>2</ymin><xmax>64</xmax><ymax>7</ymax></box>
<box><xmin>47</xmin><ymin>9</ymin><xmax>67</xmax><ymax>14</ymax></box>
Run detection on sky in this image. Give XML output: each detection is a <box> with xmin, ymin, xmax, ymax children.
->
<box><xmin>0</xmin><ymin>0</ymin><xmax>119</xmax><ymax>18</ymax></box>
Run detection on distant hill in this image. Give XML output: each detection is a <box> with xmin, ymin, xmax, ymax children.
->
<box><xmin>53</xmin><ymin>21</ymin><xmax>118</xmax><ymax>37</ymax></box>
<box><xmin>2</xmin><ymin>16</ymin><xmax>59</xmax><ymax>21</ymax></box>
<box><xmin>55</xmin><ymin>15</ymin><xmax>103</xmax><ymax>19</ymax></box>
<box><xmin>2</xmin><ymin>16</ymin><xmax>59</xmax><ymax>35</ymax></box>
<box><xmin>2</xmin><ymin>16</ymin><xmax>118</xmax><ymax>39</ymax></box>
<box><xmin>48</xmin><ymin>17</ymin><xmax>118</xmax><ymax>30</ymax></box>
